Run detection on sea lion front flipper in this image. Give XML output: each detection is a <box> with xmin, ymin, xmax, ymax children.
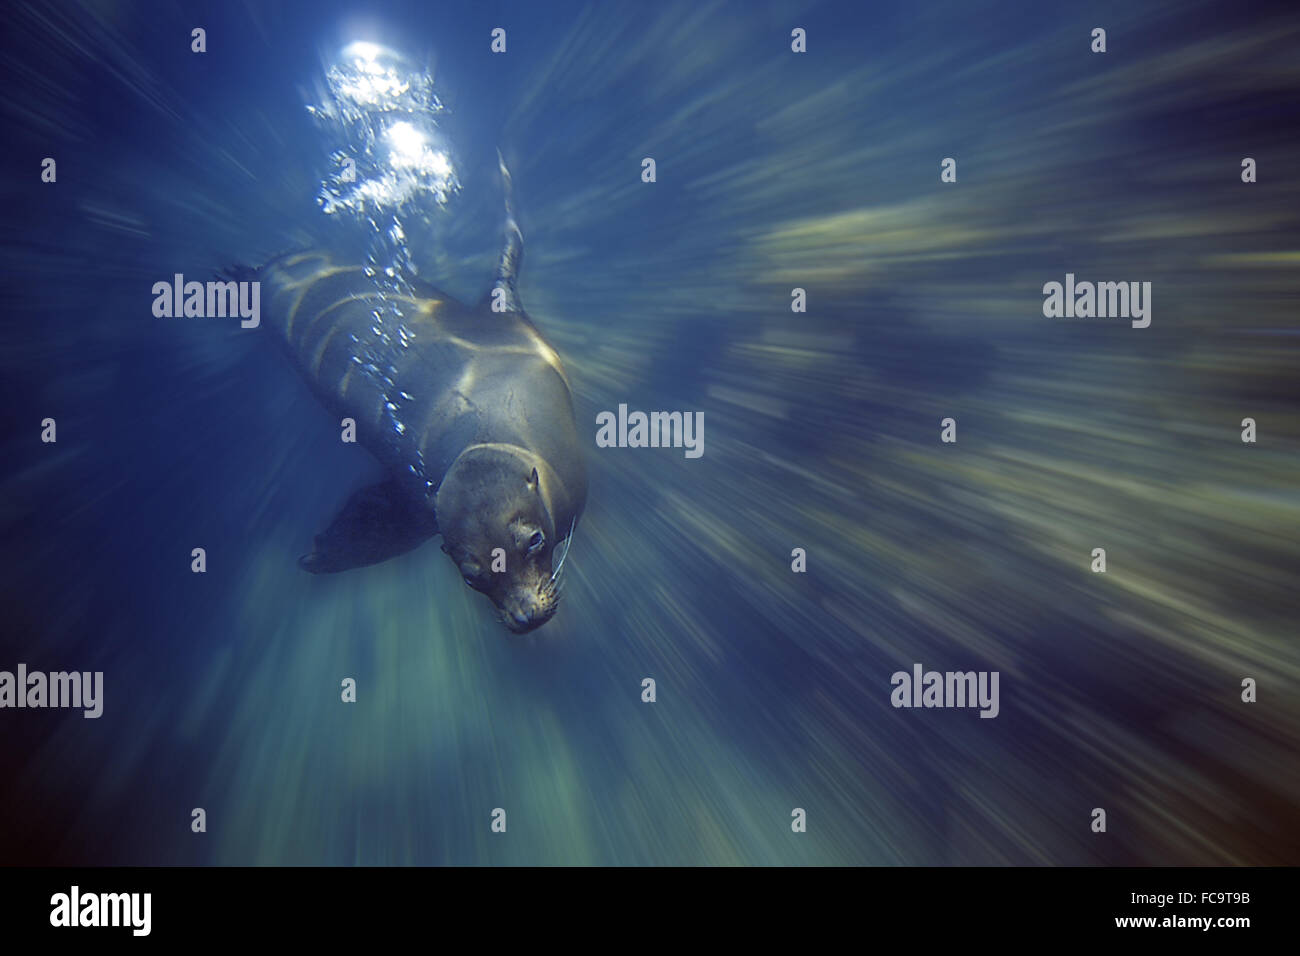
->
<box><xmin>298</xmin><ymin>480</ymin><xmax>438</xmax><ymax>574</ymax></box>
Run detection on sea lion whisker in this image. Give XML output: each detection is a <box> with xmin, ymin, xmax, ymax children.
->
<box><xmin>550</xmin><ymin>517</ymin><xmax>577</xmax><ymax>584</ymax></box>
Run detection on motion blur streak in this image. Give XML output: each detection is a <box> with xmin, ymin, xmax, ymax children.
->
<box><xmin>0</xmin><ymin>0</ymin><xmax>1296</xmax><ymax>864</ymax></box>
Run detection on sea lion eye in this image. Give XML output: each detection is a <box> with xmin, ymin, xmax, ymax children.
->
<box><xmin>527</xmin><ymin>531</ymin><xmax>544</xmax><ymax>553</ymax></box>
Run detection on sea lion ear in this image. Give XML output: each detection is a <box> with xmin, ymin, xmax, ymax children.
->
<box><xmin>527</xmin><ymin>467</ymin><xmax>539</xmax><ymax>491</ymax></box>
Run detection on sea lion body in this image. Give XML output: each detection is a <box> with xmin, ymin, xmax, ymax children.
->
<box><xmin>253</xmin><ymin>164</ymin><xmax>586</xmax><ymax>632</ymax></box>
<box><xmin>261</xmin><ymin>253</ymin><xmax>584</xmax><ymax>513</ymax></box>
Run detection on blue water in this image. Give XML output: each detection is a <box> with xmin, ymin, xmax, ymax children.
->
<box><xmin>1</xmin><ymin>0</ymin><xmax>1298</xmax><ymax>865</ymax></box>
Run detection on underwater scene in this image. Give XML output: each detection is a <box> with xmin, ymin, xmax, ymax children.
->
<box><xmin>1</xmin><ymin>0</ymin><xmax>1297</xmax><ymax>866</ymax></box>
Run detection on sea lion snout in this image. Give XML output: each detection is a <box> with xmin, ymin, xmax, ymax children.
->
<box><xmin>459</xmin><ymin>550</ymin><xmax>559</xmax><ymax>634</ymax></box>
<box><xmin>501</xmin><ymin>582</ymin><xmax>559</xmax><ymax>633</ymax></box>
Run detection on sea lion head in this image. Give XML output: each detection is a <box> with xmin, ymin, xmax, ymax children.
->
<box><xmin>436</xmin><ymin>444</ymin><xmax>564</xmax><ymax>633</ymax></box>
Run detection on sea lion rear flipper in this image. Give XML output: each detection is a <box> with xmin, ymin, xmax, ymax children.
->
<box><xmin>298</xmin><ymin>480</ymin><xmax>438</xmax><ymax>574</ymax></box>
<box><xmin>478</xmin><ymin>149</ymin><xmax>524</xmax><ymax>314</ymax></box>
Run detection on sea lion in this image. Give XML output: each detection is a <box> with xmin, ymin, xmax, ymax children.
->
<box><xmin>251</xmin><ymin>155</ymin><xmax>586</xmax><ymax>632</ymax></box>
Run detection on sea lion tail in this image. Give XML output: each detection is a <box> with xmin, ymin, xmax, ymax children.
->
<box><xmin>215</xmin><ymin>245</ymin><xmax>318</xmax><ymax>284</ymax></box>
<box><xmin>215</xmin><ymin>262</ymin><xmax>262</xmax><ymax>284</ymax></box>
<box><xmin>484</xmin><ymin>149</ymin><xmax>524</xmax><ymax>313</ymax></box>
